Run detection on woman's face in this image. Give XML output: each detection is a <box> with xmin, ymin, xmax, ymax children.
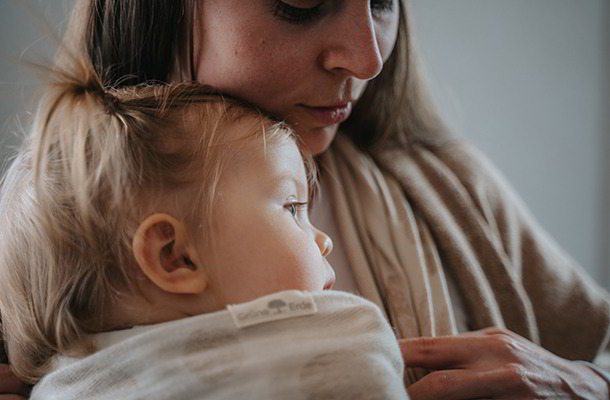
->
<box><xmin>194</xmin><ymin>0</ymin><xmax>400</xmax><ymax>155</ymax></box>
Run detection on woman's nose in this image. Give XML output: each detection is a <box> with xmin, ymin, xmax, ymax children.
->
<box><xmin>315</xmin><ymin>229</ymin><xmax>333</xmax><ymax>258</ymax></box>
<box><xmin>319</xmin><ymin>7</ymin><xmax>383</xmax><ymax>80</ymax></box>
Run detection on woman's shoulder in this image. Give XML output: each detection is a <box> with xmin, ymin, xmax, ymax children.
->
<box><xmin>415</xmin><ymin>138</ymin><xmax>506</xmax><ymax>190</ymax></box>
<box><xmin>331</xmin><ymin>132</ymin><xmax>529</xmax><ymax>225</ymax></box>
<box><xmin>373</xmin><ymin>137</ymin><xmax>516</xmax><ymax>207</ymax></box>
<box><xmin>424</xmin><ymin>139</ymin><xmax>540</xmax><ymax>222</ymax></box>
<box><xmin>428</xmin><ymin>139</ymin><xmax>515</xmax><ymax>200</ymax></box>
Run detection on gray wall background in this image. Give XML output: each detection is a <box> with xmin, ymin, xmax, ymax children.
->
<box><xmin>1</xmin><ymin>1</ymin><xmax>609</xmax><ymax>288</ymax></box>
<box><xmin>0</xmin><ymin>0</ymin><xmax>73</xmax><ymax>169</ymax></box>
<box><xmin>410</xmin><ymin>0</ymin><xmax>610</xmax><ymax>288</ymax></box>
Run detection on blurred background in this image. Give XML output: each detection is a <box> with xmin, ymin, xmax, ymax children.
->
<box><xmin>409</xmin><ymin>0</ymin><xmax>609</xmax><ymax>289</ymax></box>
<box><xmin>1</xmin><ymin>0</ymin><xmax>609</xmax><ymax>288</ymax></box>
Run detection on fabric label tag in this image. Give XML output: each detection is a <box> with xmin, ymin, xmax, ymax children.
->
<box><xmin>227</xmin><ymin>290</ymin><xmax>318</xmax><ymax>329</ymax></box>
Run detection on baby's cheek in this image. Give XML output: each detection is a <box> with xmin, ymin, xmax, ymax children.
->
<box><xmin>305</xmin><ymin>254</ymin><xmax>327</xmax><ymax>291</ymax></box>
<box><xmin>286</xmin><ymin>260</ymin><xmax>321</xmax><ymax>292</ymax></box>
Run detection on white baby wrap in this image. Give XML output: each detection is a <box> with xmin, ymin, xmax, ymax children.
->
<box><xmin>32</xmin><ymin>290</ymin><xmax>409</xmax><ymax>400</ymax></box>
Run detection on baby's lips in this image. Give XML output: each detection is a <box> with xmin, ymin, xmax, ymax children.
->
<box><xmin>323</xmin><ymin>278</ymin><xmax>335</xmax><ymax>290</ymax></box>
<box><xmin>323</xmin><ymin>267</ymin><xmax>336</xmax><ymax>290</ymax></box>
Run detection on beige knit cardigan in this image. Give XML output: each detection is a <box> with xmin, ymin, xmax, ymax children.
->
<box><xmin>320</xmin><ymin>133</ymin><xmax>610</xmax><ymax>383</ymax></box>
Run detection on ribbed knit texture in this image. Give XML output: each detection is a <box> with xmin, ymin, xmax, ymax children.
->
<box><xmin>320</xmin><ymin>134</ymin><xmax>610</xmax><ymax>384</ymax></box>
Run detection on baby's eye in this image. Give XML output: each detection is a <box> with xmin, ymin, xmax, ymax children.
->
<box><xmin>287</xmin><ymin>203</ymin><xmax>298</xmax><ymax>217</ymax></box>
<box><xmin>285</xmin><ymin>201</ymin><xmax>308</xmax><ymax>218</ymax></box>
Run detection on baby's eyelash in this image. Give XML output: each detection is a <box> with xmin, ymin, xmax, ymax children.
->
<box><xmin>286</xmin><ymin>201</ymin><xmax>309</xmax><ymax>217</ymax></box>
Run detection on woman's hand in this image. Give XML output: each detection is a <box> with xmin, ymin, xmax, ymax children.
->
<box><xmin>399</xmin><ymin>327</ymin><xmax>608</xmax><ymax>399</ymax></box>
<box><xmin>0</xmin><ymin>364</ymin><xmax>29</xmax><ymax>400</ymax></box>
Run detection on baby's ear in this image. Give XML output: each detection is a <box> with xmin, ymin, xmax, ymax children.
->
<box><xmin>132</xmin><ymin>213</ymin><xmax>207</xmax><ymax>294</ymax></box>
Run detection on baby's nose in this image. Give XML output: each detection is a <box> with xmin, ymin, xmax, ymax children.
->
<box><xmin>315</xmin><ymin>229</ymin><xmax>333</xmax><ymax>257</ymax></box>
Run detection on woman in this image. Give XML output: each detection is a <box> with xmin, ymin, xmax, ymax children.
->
<box><xmin>1</xmin><ymin>0</ymin><xmax>609</xmax><ymax>398</ymax></box>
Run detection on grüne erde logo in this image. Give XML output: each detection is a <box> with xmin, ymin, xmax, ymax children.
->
<box><xmin>236</xmin><ymin>298</ymin><xmax>313</xmax><ymax>322</ymax></box>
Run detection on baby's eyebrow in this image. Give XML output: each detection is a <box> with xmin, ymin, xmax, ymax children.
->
<box><xmin>270</xmin><ymin>174</ymin><xmax>308</xmax><ymax>197</ymax></box>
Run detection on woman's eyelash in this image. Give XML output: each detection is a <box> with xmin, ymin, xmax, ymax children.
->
<box><xmin>371</xmin><ymin>0</ymin><xmax>395</xmax><ymax>16</ymax></box>
<box><xmin>272</xmin><ymin>1</ymin><xmax>323</xmax><ymax>26</ymax></box>
<box><xmin>272</xmin><ymin>0</ymin><xmax>395</xmax><ymax>26</ymax></box>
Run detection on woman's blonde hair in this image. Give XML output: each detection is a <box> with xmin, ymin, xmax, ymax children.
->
<box><xmin>62</xmin><ymin>0</ymin><xmax>448</xmax><ymax>151</ymax></box>
<box><xmin>0</xmin><ymin>50</ymin><xmax>306</xmax><ymax>383</ymax></box>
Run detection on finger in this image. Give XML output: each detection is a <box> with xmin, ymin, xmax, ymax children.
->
<box><xmin>408</xmin><ymin>365</ymin><xmax>534</xmax><ymax>400</ymax></box>
<box><xmin>399</xmin><ymin>336</ymin><xmax>481</xmax><ymax>369</ymax></box>
<box><xmin>0</xmin><ymin>365</ymin><xmax>29</xmax><ymax>396</ymax></box>
<box><xmin>407</xmin><ymin>369</ymin><xmax>492</xmax><ymax>400</ymax></box>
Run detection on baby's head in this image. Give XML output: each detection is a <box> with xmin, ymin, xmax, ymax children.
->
<box><xmin>0</xmin><ymin>60</ymin><xmax>334</xmax><ymax>382</ymax></box>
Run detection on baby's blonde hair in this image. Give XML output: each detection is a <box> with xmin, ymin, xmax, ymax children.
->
<box><xmin>0</xmin><ymin>54</ymin><xmax>311</xmax><ymax>383</ymax></box>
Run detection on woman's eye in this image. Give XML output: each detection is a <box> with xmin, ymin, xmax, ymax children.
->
<box><xmin>272</xmin><ymin>1</ymin><xmax>324</xmax><ymax>25</ymax></box>
<box><xmin>272</xmin><ymin>1</ymin><xmax>395</xmax><ymax>25</ymax></box>
<box><xmin>371</xmin><ymin>0</ymin><xmax>395</xmax><ymax>17</ymax></box>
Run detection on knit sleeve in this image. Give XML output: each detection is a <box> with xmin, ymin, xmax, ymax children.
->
<box><xmin>437</xmin><ymin>140</ymin><xmax>610</xmax><ymax>362</ymax></box>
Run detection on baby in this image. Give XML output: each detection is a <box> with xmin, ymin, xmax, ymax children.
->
<box><xmin>0</xmin><ymin>59</ymin><xmax>409</xmax><ymax>399</ymax></box>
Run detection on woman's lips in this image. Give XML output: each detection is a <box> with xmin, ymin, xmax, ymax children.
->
<box><xmin>299</xmin><ymin>102</ymin><xmax>353</xmax><ymax>126</ymax></box>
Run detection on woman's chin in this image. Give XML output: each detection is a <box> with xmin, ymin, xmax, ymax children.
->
<box><xmin>298</xmin><ymin>125</ymin><xmax>338</xmax><ymax>156</ymax></box>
